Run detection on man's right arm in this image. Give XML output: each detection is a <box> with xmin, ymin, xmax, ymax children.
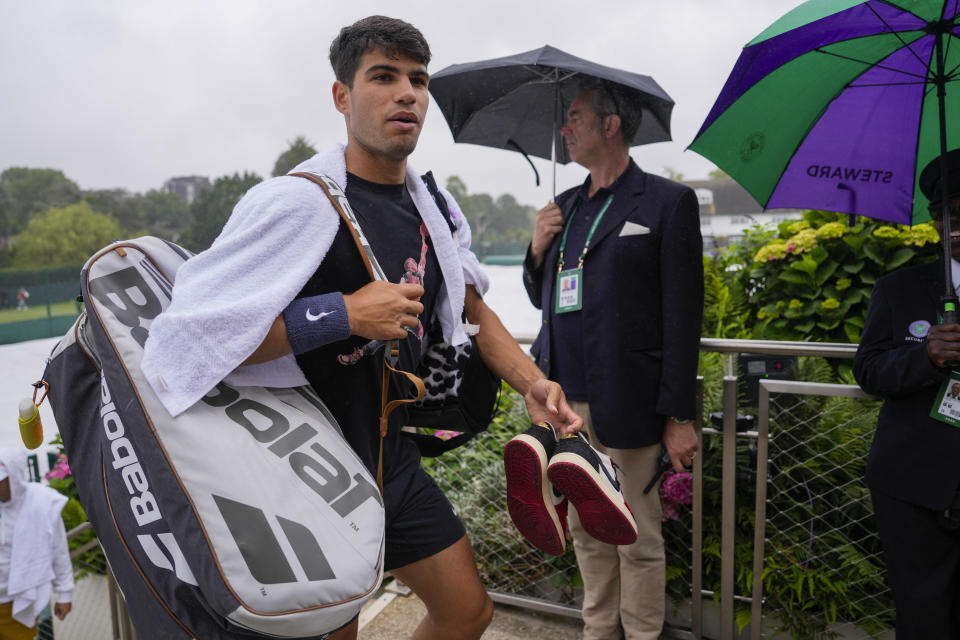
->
<box><xmin>242</xmin><ymin>282</ymin><xmax>425</xmax><ymax>365</ymax></box>
<box><xmin>522</xmin><ymin>201</ymin><xmax>564</xmax><ymax>307</ymax></box>
<box><xmin>854</xmin><ymin>281</ymin><xmax>948</xmax><ymax>398</ymax></box>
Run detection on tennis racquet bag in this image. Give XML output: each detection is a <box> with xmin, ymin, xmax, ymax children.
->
<box><xmin>45</xmin><ymin>236</ymin><xmax>384</xmax><ymax>639</ymax></box>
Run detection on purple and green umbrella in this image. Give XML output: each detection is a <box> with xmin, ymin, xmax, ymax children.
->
<box><xmin>689</xmin><ymin>0</ymin><xmax>960</xmax><ymax>227</ymax></box>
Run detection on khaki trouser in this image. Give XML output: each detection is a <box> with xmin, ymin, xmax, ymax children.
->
<box><xmin>0</xmin><ymin>602</ymin><xmax>37</xmax><ymax>640</ymax></box>
<box><xmin>568</xmin><ymin>401</ymin><xmax>664</xmax><ymax>640</ymax></box>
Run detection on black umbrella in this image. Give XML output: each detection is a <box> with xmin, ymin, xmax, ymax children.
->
<box><xmin>429</xmin><ymin>45</ymin><xmax>675</xmax><ymax>196</ymax></box>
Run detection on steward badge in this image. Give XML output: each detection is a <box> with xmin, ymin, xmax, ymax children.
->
<box><xmin>930</xmin><ymin>370</ymin><xmax>960</xmax><ymax>427</ymax></box>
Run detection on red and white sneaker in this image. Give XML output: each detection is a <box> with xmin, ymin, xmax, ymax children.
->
<box><xmin>547</xmin><ymin>433</ymin><xmax>638</xmax><ymax>546</ymax></box>
<box><xmin>504</xmin><ymin>422</ymin><xmax>568</xmax><ymax>555</ymax></box>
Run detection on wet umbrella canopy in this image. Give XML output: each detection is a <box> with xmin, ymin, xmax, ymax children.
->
<box><xmin>429</xmin><ymin>45</ymin><xmax>674</xmax><ymax>193</ymax></box>
<box><xmin>689</xmin><ymin>0</ymin><xmax>960</xmax><ymax>225</ymax></box>
<box><xmin>689</xmin><ymin>0</ymin><xmax>960</xmax><ymax>311</ymax></box>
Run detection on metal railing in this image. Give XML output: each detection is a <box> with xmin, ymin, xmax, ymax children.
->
<box><xmin>43</xmin><ymin>338</ymin><xmax>893</xmax><ymax>640</ymax></box>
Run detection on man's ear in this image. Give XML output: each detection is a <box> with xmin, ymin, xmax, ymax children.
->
<box><xmin>332</xmin><ymin>80</ymin><xmax>351</xmax><ymax>115</ymax></box>
<box><xmin>603</xmin><ymin>114</ymin><xmax>622</xmax><ymax>140</ymax></box>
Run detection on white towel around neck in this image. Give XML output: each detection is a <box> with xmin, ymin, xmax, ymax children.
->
<box><xmin>141</xmin><ymin>144</ymin><xmax>488</xmax><ymax>417</ymax></box>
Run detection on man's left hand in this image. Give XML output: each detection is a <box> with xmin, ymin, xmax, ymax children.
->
<box><xmin>54</xmin><ymin>602</ymin><xmax>71</xmax><ymax>620</ymax></box>
<box><xmin>524</xmin><ymin>379</ymin><xmax>582</xmax><ymax>435</ymax></box>
<box><xmin>663</xmin><ymin>418</ymin><xmax>698</xmax><ymax>472</ymax></box>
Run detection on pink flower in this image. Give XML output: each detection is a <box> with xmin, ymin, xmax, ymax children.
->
<box><xmin>787</xmin><ymin>243</ymin><xmax>795</xmax><ymax>253</ymax></box>
<box><xmin>44</xmin><ymin>453</ymin><xmax>71</xmax><ymax>481</ymax></box>
<box><xmin>433</xmin><ymin>430</ymin><xmax>462</xmax><ymax>441</ymax></box>
<box><xmin>660</xmin><ymin>470</ymin><xmax>692</xmax><ymax>522</ymax></box>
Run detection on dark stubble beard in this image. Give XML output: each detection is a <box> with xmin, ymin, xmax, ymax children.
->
<box><xmin>356</xmin><ymin>133</ymin><xmax>419</xmax><ymax>164</ymax></box>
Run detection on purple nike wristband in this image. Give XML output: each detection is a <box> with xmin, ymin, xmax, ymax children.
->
<box><xmin>282</xmin><ymin>293</ymin><xmax>351</xmax><ymax>355</ymax></box>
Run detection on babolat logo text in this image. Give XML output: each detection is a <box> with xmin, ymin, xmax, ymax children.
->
<box><xmin>202</xmin><ymin>383</ymin><xmax>383</xmax><ymax>518</ymax></box>
<box><xmin>100</xmin><ymin>376</ymin><xmax>162</xmax><ymax>526</ymax></box>
<box><xmin>88</xmin><ymin>262</ymin><xmax>169</xmax><ymax>348</ymax></box>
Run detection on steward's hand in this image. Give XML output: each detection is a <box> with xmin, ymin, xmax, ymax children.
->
<box><xmin>530</xmin><ymin>202</ymin><xmax>565</xmax><ymax>269</ymax></box>
<box><xmin>54</xmin><ymin>602</ymin><xmax>71</xmax><ymax>620</ymax></box>
<box><xmin>927</xmin><ymin>323</ymin><xmax>960</xmax><ymax>368</ymax></box>
<box><xmin>344</xmin><ymin>281</ymin><xmax>424</xmax><ymax>340</ymax></box>
<box><xmin>663</xmin><ymin>419</ymin><xmax>698</xmax><ymax>472</ymax></box>
<box><xmin>524</xmin><ymin>379</ymin><xmax>582</xmax><ymax>436</ymax></box>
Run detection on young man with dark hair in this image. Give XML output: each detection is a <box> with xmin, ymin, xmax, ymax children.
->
<box><xmin>142</xmin><ymin>15</ymin><xmax>581</xmax><ymax>640</ymax></box>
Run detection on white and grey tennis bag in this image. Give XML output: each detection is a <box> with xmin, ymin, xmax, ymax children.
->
<box><xmin>45</xmin><ymin>237</ymin><xmax>384</xmax><ymax>639</ymax></box>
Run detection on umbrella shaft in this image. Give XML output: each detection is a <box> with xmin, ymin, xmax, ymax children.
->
<box><xmin>934</xmin><ymin>31</ymin><xmax>954</xmax><ymax>300</ymax></box>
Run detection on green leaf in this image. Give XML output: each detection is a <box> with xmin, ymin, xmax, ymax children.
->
<box><xmin>793</xmin><ymin>255</ymin><xmax>819</xmax><ymax>275</ymax></box>
<box><xmin>885</xmin><ymin>247</ymin><xmax>916</xmax><ymax>271</ymax></box>
<box><xmin>863</xmin><ymin>242</ymin><xmax>885</xmax><ymax>265</ymax></box>
<box><xmin>814</xmin><ymin>260</ymin><xmax>840</xmax><ymax>286</ymax></box>
<box><xmin>843</xmin><ymin>235</ymin><xmax>866</xmax><ymax>252</ymax></box>
<box><xmin>795</xmin><ymin>320</ymin><xmax>815</xmax><ymax>332</ymax></box>
<box><xmin>778</xmin><ymin>270</ymin><xmax>810</xmax><ymax>284</ymax></box>
<box><xmin>842</xmin><ymin>260</ymin><xmax>865</xmax><ymax>274</ymax></box>
<box><xmin>843</xmin><ymin>321</ymin><xmax>862</xmax><ymax>343</ymax></box>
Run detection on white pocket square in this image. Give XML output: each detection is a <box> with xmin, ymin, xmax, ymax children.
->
<box><xmin>619</xmin><ymin>221</ymin><xmax>651</xmax><ymax>237</ymax></box>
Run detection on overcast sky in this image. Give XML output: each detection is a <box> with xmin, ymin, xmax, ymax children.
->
<box><xmin>0</xmin><ymin>0</ymin><xmax>802</xmax><ymax>208</ymax></box>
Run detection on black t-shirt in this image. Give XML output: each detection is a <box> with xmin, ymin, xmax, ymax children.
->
<box><xmin>549</xmin><ymin>171</ymin><xmax>626</xmax><ymax>401</ymax></box>
<box><xmin>294</xmin><ymin>173</ymin><xmax>443</xmax><ymax>479</ymax></box>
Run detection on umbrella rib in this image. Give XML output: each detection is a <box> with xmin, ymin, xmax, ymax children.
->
<box><xmin>865</xmin><ymin>2</ymin><xmax>933</xmax><ymax>70</ymax></box>
<box><xmin>521</xmin><ymin>65</ymin><xmax>580</xmax><ymax>84</ymax></box>
<box><xmin>813</xmin><ymin>48</ymin><xmax>929</xmax><ymax>81</ymax></box>
<box><xmin>847</xmin><ymin>79</ymin><xmax>932</xmax><ymax>87</ymax></box>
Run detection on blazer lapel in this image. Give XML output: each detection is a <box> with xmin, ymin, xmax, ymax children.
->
<box><xmin>583</xmin><ymin>163</ymin><xmax>647</xmax><ymax>253</ymax></box>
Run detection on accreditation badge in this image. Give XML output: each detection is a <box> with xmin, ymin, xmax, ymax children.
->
<box><xmin>930</xmin><ymin>370</ymin><xmax>960</xmax><ymax>427</ymax></box>
<box><xmin>555</xmin><ymin>268</ymin><xmax>583</xmax><ymax>314</ymax></box>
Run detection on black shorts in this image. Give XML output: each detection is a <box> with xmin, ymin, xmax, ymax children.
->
<box><xmin>383</xmin><ymin>461</ymin><xmax>466</xmax><ymax>571</ymax></box>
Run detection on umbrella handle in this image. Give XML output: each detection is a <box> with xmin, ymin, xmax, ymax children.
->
<box><xmin>942</xmin><ymin>295</ymin><xmax>959</xmax><ymax>326</ymax></box>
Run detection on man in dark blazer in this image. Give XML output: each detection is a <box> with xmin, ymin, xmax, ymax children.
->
<box><xmin>520</xmin><ymin>81</ymin><xmax>703</xmax><ymax>640</ymax></box>
<box><xmin>854</xmin><ymin>149</ymin><xmax>960</xmax><ymax>639</ymax></box>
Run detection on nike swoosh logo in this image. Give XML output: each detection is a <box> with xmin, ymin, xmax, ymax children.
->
<box><xmin>305</xmin><ymin>309</ymin><xmax>336</xmax><ymax>322</ymax></box>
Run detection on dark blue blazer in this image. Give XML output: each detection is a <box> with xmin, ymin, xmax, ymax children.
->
<box><xmin>522</xmin><ymin>161</ymin><xmax>703</xmax><ymax>449</ymax></box>
<box><xmin>854</xmin><ymin>258</ymin><xmax>960</xmax><ymax>509</ymax></box>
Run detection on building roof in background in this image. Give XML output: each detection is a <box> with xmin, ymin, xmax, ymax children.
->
<box><xmin>684</xmin><ymin>178</ymin><xmax>763</xmax><ymax>216</ymax></box>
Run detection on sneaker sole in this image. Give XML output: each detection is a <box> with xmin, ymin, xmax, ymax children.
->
<box><xmin>504</xmin><ymin>435</ymin><xmax>565</xmax><ymax>555</ymax></box>
<box><xmin>547</xmin><ymin>453</ymin><xmax>638</xmax><ymax>546</ymax></box>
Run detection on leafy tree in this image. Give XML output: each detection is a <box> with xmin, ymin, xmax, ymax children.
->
<box><xmin>663</xmin><ymin>166</ymin><xmax>685</xmax><ymax>182</ymax></box>
<box><xmin>272</xmin><ymin>136</ymin><xmax>318</xmax><ymax>177</ymax></box>
<box><xmin>136</xmin><ymin>190</ymin><xmax>191</xmax><ymax>240</ymax></box>
<box><xmin>84</xmin><ymin>189</ymin><xmax>192</xmax><ymax>240</ymax></box>
<box><xmin>10</xmin><ymin>202</ymin><xmax>122</xmax><ymax>268</ymax></box>
<box><xmin>444</xmin><ymin>176</ymin><xmax>535</xmax><ymax>254</ymax></box>
<box><xmin>179</xmin><ymin>172</ymin><xmax>262</xmax><ymax>252</ymax></box>
<box><xmin>83</xmin><ymin>189</ymin><xmax>142</xmax><ymax>233</ymax></box>
<box><xmin>0</xmin><ymin>168</ymin><xmax>82</xmax><ymax>243</ymax></box>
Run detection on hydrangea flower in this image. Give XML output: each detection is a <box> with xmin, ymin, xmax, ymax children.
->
<box><xmin>821</xmin><ymin>298</ymin><xmax>841</xmax><ymax>310</ymax></box>
<box><xmin>785</xmin><ymin>220</ymin><xmax>811</xmax><ymax>235</ymax></box>
<box><xmin>661</xmin><ymin>470</ymin><xmax>692</xmax><ymax>522</ymax></box>
<box><xmin>836</xmin><ymin>278</ymin><xmax>852</xmax><ymax>291</ymax></box>
<box><xmin>872</xmin><ymin>226</ymin><xmax>900</xmax><ymax>239</ymax></box>
<box><xmin>815</xmin><ymin>222</ymin><xmax>847</xmax><ymax>239</ymax></box>
<box><xmin>789</xmin><ymin>298</ymin><xmax>804</xmax><ymax>310</ymax></box>
<box><xmin>901</xmin><ymin>223</ymin><xmax>940</xmax><ymax>247</ymax></box>
<box><xmin>753</xmin><ymin>240</ymin><xmax>789</xmax><ymax>262</ymax></box>
<box><xmin>785</xmin><ymin>228</ymin><xmax>818</xmax><ymax>254</ymax></box>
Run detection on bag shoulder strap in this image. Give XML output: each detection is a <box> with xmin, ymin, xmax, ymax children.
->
<box><xmin>421</xmin><ymin>171</ymin><xmax>458</xmax><ymax>235</ymax></box>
